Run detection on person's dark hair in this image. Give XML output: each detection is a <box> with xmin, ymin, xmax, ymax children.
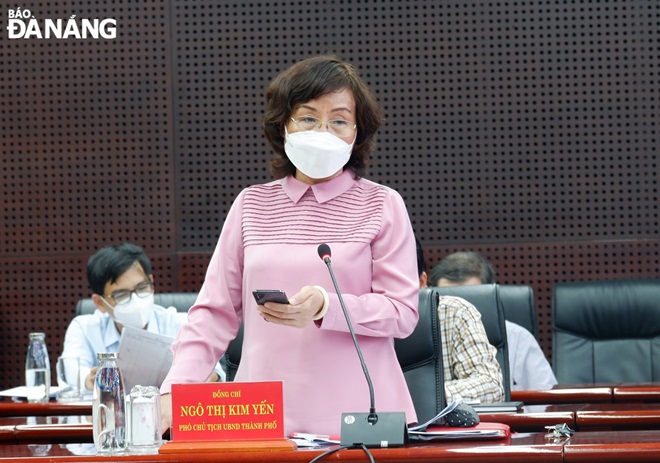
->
<box><xmin>86</xmin><ymin>243</ymin><xmax>152</xmax><ymax>296</ymax></box>
<box><xmin>429</xmin><ymin>251</ymin><xmax>496</xmax><ymax>286</ymax></box>
<box><xmin>264</xmin><ymin>54</ymin><xmax>384</xmax><ymax>179</ymax></box>
<box><xmin>416</xmin><ymin>238</ymin><xmax>427</xmax><ymax>278</ymax></box>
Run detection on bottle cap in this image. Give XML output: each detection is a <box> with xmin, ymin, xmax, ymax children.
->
<box><xmin>97</xmin><ymin>352</ymin><xmax>118</xmax><ymax>360</ymax></box>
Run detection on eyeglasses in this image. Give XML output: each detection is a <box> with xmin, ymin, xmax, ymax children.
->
<box><xmin>290</xmin><ymin>116</ymin><xmax>357</xmax><ymax>138</ymax></box>
<box><xmin>105</xmin><ymin>281</ymin><xmax>154</xmax><ymax>306</ymax></box>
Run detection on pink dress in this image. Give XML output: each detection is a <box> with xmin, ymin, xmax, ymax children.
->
<box><xmin>161</xmin><ymin>169</ymin><xmax>419</xmax><ymax>435</ymax></box>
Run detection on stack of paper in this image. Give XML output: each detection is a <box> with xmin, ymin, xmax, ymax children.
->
<box><xmin>408</xmin><ymin>422</ymin><xmax>510</xmax><ymax>441</ymax></box>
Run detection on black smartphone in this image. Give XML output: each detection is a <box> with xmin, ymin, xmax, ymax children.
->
<box><xmin>252</xmin><ymin>289</ymin><xmax>290</xmax><ymax>305</ymax></box>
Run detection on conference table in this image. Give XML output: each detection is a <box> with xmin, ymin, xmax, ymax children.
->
<box><xmin>0</xmin><ymin>402</ymin><xmax>92</xmax><ymax>418</ymax></box>
<box><xmin>2</xmin><ymin>430</ymin><xmax>660</xmax><ymax>463</ymax></box>
<box><xmin>2</xmin><ymin>383</ymin><xmax>660</xmax><ymax>462</ymax></box>
<box><xmin>0</xmin><ymin>432</ymin><xmax>568</xmax><ymax>463</ymax></box>
<box><xmin>612</xmin><ymin>384</ymin><xmax>660</xmax><ymax>403</ymax></box>
<box><xmin>510</xmin><ymin>383</ymin><xmax>660</xmax><ymax>405</ymax></box>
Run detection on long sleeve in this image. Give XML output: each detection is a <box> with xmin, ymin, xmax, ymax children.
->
<box><xmin>506</xmin><ymin>320</ymin><xmax>557</xmax><ymax>391</ymax></box>
<box><xmin>61</xmin><ymin>314</ymin><xmax>107</xmax><ymax>390</ymax></box>
<box><xmin>160</xmin><ymin>190</ymin><xmax>246</xmax><ymax>393</ymax></box>
<box><xmin>64</xmin><ymin>306</ymin><xmax>190</xmax><ymax>391</ymax></box>
<box><xmin>440</xmin><ymin>296</ymin><xmax>505</xmax><ymax>403</ymax></box>
<box><xmin>317</xmin><ymin>184</ymin><xmax>419</xmax><ymax>339</ymax></box>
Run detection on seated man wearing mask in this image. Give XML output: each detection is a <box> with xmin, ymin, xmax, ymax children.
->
<box><xmin>62</xmin><ymin>242</ymin><xmax>223</xmax><ymax>391</ymax></box>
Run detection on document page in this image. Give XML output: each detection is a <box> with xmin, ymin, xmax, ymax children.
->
<box><xmin>0</xmin><ymin>386</ymin><xmax>62</xmax><ymax>399</ymax></box>
<box><xmin>118</xmin><ymin>326</ymin><xmax>174</xmax><ymax>391</ymax></box>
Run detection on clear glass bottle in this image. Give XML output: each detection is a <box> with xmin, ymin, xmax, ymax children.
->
<box><xmin>92</xmin><ymin>352</ymin><xmax>127</xmax><ymax>454</ymax></box>
<box><xmin>25</xmin><ymin>332</ymin><xmax>51</xmax><ymax>403</ymax></box>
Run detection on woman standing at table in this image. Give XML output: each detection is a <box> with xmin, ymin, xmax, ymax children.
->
<box><xmin>159</xmin><ymin>54</ymin><xmax>419</xmax><ymax>435</ymax></box>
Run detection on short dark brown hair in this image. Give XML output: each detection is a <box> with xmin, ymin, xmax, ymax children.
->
<box><xmin>87</xmin><ymin>243</ymin><xmax>152</xmax><ymax>296</ymax></box>
<box><xmin>429</xmin><ymin>251</ymin><xmax>497</xmax><ymax>287</ymax></box>
<box><xmin>263</xmin><ymin>54</ymin><xmax>384</xmax><ymax>179</ymax></box>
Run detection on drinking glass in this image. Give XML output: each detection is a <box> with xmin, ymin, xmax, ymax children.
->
<box><xmin>56</xmin><ymin>356</ymin><xmax>82</xmax><ymax>402</ymax></box>
<box><xmin>128</xmin><ymin>385</ymin><xmax>162</xmax><ymax>454</ymax></box>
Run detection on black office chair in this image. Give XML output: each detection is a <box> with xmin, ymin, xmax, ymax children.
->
<box><xmin>394</xmin><ymin>288</ymin><xmax>446</xmax><ymax>425</ymax></box>
<box><xmin>75</xmin><ymin>292</ymin><xmax>198</xmax><ymax>315</ymax></box>
<box><xmin>434</xmin><ymin>284</ymin><xmax>511</xmax><ymax>400</ymax></box>
<box><xmin>225</xmin><ymin>322</ymin><xmax>243</xmax><ymax>382</ymax></box>
<box><xmin>499</xmin><ymin>285</ymin><xmax>537</xmax><ymax>336</ymax></box>
<box><xmin>552</xmin><ymin>278</ymin><xmax>660</xmax><ymax>384</ymax></box>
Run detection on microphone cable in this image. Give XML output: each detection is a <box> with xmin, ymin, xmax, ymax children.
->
<box><xmin>307</xmin><ymin>443</ymin><xmax>375</xmax><ymax>463</ymax></box>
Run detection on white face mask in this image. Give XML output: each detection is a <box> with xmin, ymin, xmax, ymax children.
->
<box><xmin>103</xmin><ymin>293</ymin><xmax>153</xmax><ymax>329</ymax></box>
<box><xmin>284</xmin><ymin>126</ymin><xmax>354</xmax><ymax>179</ymax></box>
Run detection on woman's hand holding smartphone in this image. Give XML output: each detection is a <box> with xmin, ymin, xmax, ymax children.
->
<box><xmin>252</xmin><ymin>289</ymin><xmax>290</xmax><ymax>305</ymax></box>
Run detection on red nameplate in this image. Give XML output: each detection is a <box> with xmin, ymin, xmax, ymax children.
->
<box><xmin>171</xmin><ymin>381</ymin><xmax>284</xmax><ymax>441</ymax></box>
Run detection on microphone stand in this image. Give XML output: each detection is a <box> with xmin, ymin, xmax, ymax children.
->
<box><xmin>319</xmin><ymin>245</ymin><xmax>408</xmax><ymax>448</ymax></box>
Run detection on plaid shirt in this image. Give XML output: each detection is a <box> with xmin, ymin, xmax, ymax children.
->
<box><xmin>438</xmin><ymin>296</ymin><xmax>505</xmax><ymax>403</ymax></box>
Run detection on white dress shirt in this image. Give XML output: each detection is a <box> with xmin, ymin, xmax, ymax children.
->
<box><xmin>62</xmin><ymin>304</ymin><xmax>225</xmax><ymax>389</ymax></box>
<box><xmin>506</xmin><ymin>320</ymin><xmax>557</xmax><ymax>391</ymax></box>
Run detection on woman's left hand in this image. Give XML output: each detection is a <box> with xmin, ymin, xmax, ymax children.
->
<box><xmin>257</xmin><ymin>285</ymin><xmax>324</xmax><ymax>328</ymax></box>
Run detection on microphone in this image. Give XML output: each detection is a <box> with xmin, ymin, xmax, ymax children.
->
<box><xmin>317</xmin><ymin>244</ymin><xmax>407</xmax><ymax>448</ymax></box>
